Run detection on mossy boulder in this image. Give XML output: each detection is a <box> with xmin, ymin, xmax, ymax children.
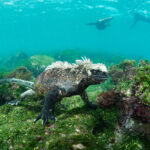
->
<box><xmin>108</xmin><ymin>60</ymin><xmax>136</xmax><ymax>96</ymax></box>
<box><xmin>0</xmin><ymin>67</ymin><xmax>32</xmax><ymax>105</ymax></box>
<box><xmin>109</xmin><ymin>60</ymin><xmax>136</xmax><ymax>84</ymax></box>
<box><xmin>108</xmin><ymin>59</ymin><xmax>150</xmax><ymax>104</ymax></box>
<box><xmin>96</xmin><ymin>60</ymin><xmax>150</xmax><ymax>136</ymax></box>
<box><xmin>0</xmin><ymin>83</ymin><xmax>26</xmax><ymax>105</ymax></box>
<box><xmin>133</xmin><ymin>60</ymin><xmax>150</xmax><ymax>105</ymax></box>
<box><xmin>1</xmin><ymin>51</ymin><xmax>30</xmax><ymax>69</ymax></box>
<box><xmin>30</xmin><ymin>55</ymin><xmax>55</xmax><ymax>77</ymax></box>
<box><xmin>5</xmin><ymin>67</ymin><xmax>33</xmax><ymax>81</ymax></box>
<box><xmin>0</xmin><ymin>52</ymin><xmax>55</xmax><ymax>78</ymax></box>
<box><xmin>30</xmin><ymin>55</ymin><xmax>55</xmax><ymax>67</ymax></box>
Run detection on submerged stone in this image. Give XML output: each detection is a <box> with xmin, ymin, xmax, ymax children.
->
<box><xmin>97</xmin><ymin>59</ymin><xmax>150</xmax><ymax>136</ymax></box>
<box><xmin>5</xmin><ymin>67</ymin><xmax>33</xmax><ymax>81</ymax></box>
<box><xmin>30</xmin><ymin>55</ymin><xmax>55</xmax><ymax>77</ymax></box>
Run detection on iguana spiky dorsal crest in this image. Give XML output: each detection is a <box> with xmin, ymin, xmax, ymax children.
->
<box><xmin>45</xmin><ymin>57</ymin><xmax>107</xmax><ymax>73</ymax></box>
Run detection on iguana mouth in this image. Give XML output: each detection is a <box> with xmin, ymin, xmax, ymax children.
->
<box><xmin>93</xmin><ymin>75</ymin><xmax>107</xmax><ymax>81</ymax></box>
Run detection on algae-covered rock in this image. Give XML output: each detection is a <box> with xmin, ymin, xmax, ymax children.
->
<box><xmin>0</xmin><ymin>82</ymin><xmax>26</xmax><ymax>105</ymax></box>
<box><xmin>109</xmin><ymin>59</ymin><xmax>136</xmax><ymax>84</ymax></box>
<box><xmin>0</xmin><ymin>71</ymin><xmax>10</xmax><ymax>79</ymax></box>
<box><xmin>108</xmin><ymin>60</ymin><xmax>136</xmax><ymax>97</ymax></box>
<box><xmin>97</xmin><ymin>59</ymin><xmax>150</xmax><ymax>136</ymax></box>
<box><xmin>30</xmin><ymin>55</ymin><xmax>54</xmax><ymax>67</ymax></box>
<box><xmin>30</xmin><ymin>55</ymin><xmax>55</xmax><ymax>77</ymax></box>
<box><xmin>1</xmin><ymin>51</ymin><xmax>29</xmax><ymax>69</ymax></box>
<box><xmin>5</xmin><ymin>67</ymin><xmax>33</xmax><ymax>81</ymax></box>
<box><xmin>108</xmin><ymin>59</ymin><xmax>150</xmax><ymax>102</ymax></box>
<box><xmin>133</xmin><ymin>60</ymin><xmax>150</xmax><ymax>105</ymax></box>
<box><xmin>97</xmin><ymin>90</ymin><xmax>116</xmax><ymax>109</ymax></box>
<box><xmin>0</xmin><ymin>67</ymin><xmax>32</xmax><ymax>105</ymax></box>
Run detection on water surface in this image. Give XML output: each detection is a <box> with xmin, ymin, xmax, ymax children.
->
<box><xmin>0</xmin><ymin>0</ymin><xmax>150</xmax><ymax>59</ymax></box>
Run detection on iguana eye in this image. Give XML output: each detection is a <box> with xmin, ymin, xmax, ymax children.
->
<box><xmin>91</xmin><ymin>70</ymin><xmax>97</xmax><ymax>74</ymax></box>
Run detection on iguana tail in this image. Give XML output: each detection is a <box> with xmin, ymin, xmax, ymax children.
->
<box><xmin>0</xmin><ymin>78</ymin><xmax>34</xmax><ymax>89</ymax></box>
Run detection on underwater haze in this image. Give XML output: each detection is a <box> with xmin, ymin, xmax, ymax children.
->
<box><xmin>0</xmin><ymin>0</ymin><xmax>150</xmax><ymax>59</ymax></box>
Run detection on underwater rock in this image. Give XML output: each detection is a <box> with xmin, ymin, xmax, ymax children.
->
<box><xmin>117</xmin><ymin>96</ymin><xmax>150</xmax><ymax>135</ymax></box>
<box><xmin>0</xmin><ymin>67</ymin><xmax>31</xmax><ymax>105</ymax></box>
<box><xmin>30</xmin><ymin>55</ymin><xmax>54</xmax><ymax>67</ymax></box>
<box><xmin>1</xmin><ymin>51</ymin><xmax>29</xmax><ymax>69</ymax></box>
<box><xmin>97</xmin><ymin>92</ymin><xmax>150</xmax><ymax>136</ymax></box>
<box><xmin>0</xmin><ymin>51</ymin><xmax>54</xmax><ymax>78</ymax></box>
<box><xmin>5</xmin><ymin>67</ymin><xmax>33</xmax><ymax>81</ymax></box>
<box><xmin>30</xmin><ymin>55</ymin><xmax>55</xmax><ymax>77</ymax></box>
<box><xmin>131</xmin><ymin>60</ymin><xmax>150</xmax><ymax>105</ymax></box>
<box><xmin>109</xmin><ymin>59</ymin><xmax>136</xmax><ymax>84</ymax></box>
<box><xmin>97</xmin><ymin>90</ymin><xmax>116</xmax><ymax>108</ymax></box>
<box><xmin>0</xmin><ymin>83</ymin><xmax>13</xmax><ymax>105</ymax></box>
<box><xmin>97</xmin><ymin>59</ymin><xmax>150</xmax><ymax>136</ymax></box>
<box><xmin>0</xmin><ymin>83</ymin><xmax>26</xmax><ymax>105</ymax></box>
<box><xmin>108</xmin><ymin>60</ymin><xmax>137</xmax><ymax>97</ymax></box>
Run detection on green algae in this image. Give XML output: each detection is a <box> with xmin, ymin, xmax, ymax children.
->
<box><xmin>0</xmin><ymin>89</ymin><xmax>148</xmax><ymax>150</ymax></box>
<box><xmin>30</xmin><ymin>55</ymin><xmax>55</xmax><ymax>67</ymax></box>
<box><xmin>5</xmin><ymin>67</ymin><xmax>33</xmax><ymax>81</ymax></box>
<box><xmin>134</xmin><ymin>60</ymin><xmax>150</xmax><ymax>105</ymax></box>
<box><xmin>109</xmin><ymin>59</ymin><xmax>150</xmax><ymax>106</ymax></box>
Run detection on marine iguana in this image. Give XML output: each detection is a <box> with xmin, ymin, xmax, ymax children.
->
<box><xmin>0</xmin><ymin>57</ymin><xmax>107</xmax><ymax>125</ymax></box>
<box><xmin>86</xmin><ymin>17</ymin><xmax>113</xmax><ymax>30</ymax></box>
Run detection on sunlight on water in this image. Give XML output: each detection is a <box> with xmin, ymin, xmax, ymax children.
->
<box><xmin>0</xmin><ymin>0</ymin><xmax>149</xmax><ymax>59</ymax></box>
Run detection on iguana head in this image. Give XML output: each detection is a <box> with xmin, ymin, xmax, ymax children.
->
<box><xmin>81</xmin><ymin>58</ymin><xmax>107</xmax><ymax>84</ymax></box>
<box><xmin>88</xmin><ymin>68</ymin><xmax>107</xmax><ymax>84</ymax></box>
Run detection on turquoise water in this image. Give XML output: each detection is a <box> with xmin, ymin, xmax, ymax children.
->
<box><xmin>0</xmin><ymin>0</ymin><xmax>150</xmax><ymax>59</ymax></box>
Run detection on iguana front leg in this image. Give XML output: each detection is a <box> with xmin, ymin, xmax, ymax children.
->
<box><xmin>34</xmin><ymin>87</ymin><xmax>65</xmax><ymax>125</ymax></box>
<box><xmin>80</xmin><ymin>90</ymin><xmax>97</xmax><ymax>109</ymax></box>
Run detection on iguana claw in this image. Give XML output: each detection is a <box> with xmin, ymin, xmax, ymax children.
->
<box><xmin>8</xmin><ymin>99</ymin><xmax>20</xmax><ymax>105</ymax></box>
<box><xmin>34</xmin><ymin>109</ymin><xmax>56</xmax><ymax>126</ymax></box>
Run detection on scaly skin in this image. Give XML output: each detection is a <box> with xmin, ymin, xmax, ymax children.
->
<box><xmin>33</xmin><ymin>61</ymin><xmax>107</xmax><ymax>125</ymax></box>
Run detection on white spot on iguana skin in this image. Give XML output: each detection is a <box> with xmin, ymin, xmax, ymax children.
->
<box><xmin>56</xmin><ymin>81</ymin><xmax>73</xmax><ymax>92</ymax></box>
<box><xmin>58</xmin><ymin>90</ymin><xmax>62</xmax><ymax>95</ymax></box>
<box><xmin>75</xmin><ymin>80</ymin><xmax>80</xmax><ymax>85</ymax></box>
<box><xmin>56</xmin><ymin>80</ymin><xmax>81</xmax><ymax>93</ymax></box>
<box><xmin>88</xmin><ymin>70</ymin><xmax>91</xmax><ymax>76</ymax></box>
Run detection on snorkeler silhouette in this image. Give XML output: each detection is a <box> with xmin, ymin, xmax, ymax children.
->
<box><xmin>130</xmin><ymin>12</ymin><xmax>150</xmax><ymax>29</ymax></box>
<box><xmin>86</xmin><ymin>17</ymin><xmax>113</xmax><ymax>30</ymax></box>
